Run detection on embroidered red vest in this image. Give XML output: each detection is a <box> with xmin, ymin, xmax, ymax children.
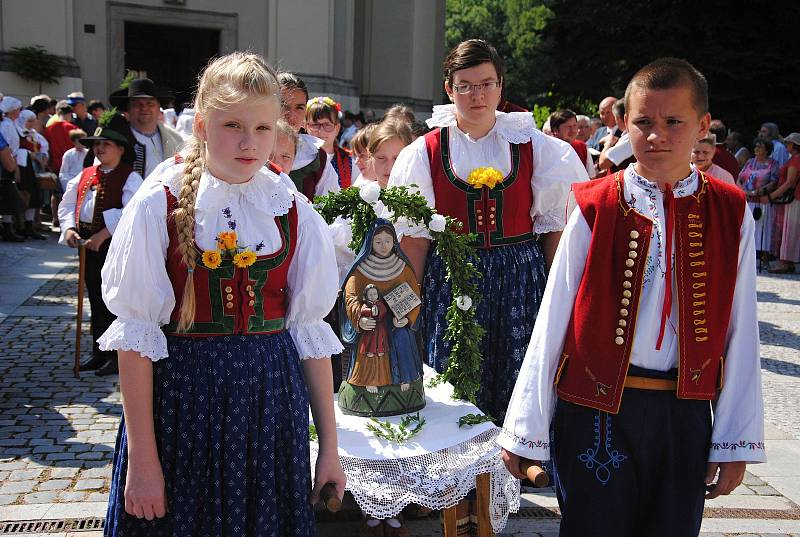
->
<box><xmin>162</xmin><ymin>187</ymin><xmax>298</xmax><ymax>337</ymax></box>
<box><xmin>74</xmin><ymin>164</ymin><xmax>134</xmax><ymax>234</ymax></box>
<box><xmin>332</xmin><ymin>145</ymin><xmax>352</xmax><ymax>189</ymax></box>
<box><xmin>555</xmin><ymin>172</ymin><xmax>745</xmax><ymax>413</ymax></box>
<box><xmin>424</xmin><ymin>127</ymin><xmax>535</xmax><ymax>248</ymax></box>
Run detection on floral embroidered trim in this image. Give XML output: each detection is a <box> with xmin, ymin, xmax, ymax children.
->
<box><xmin>500</xmin><ymin>427</ymin><xmax>550</xmax><ymax>449</ymax></box>
<box><xmin>710</xmin><ymin>440</ymin><xmax>766</xmax><ymax>451</ymax></box>
<box><xmin>578</xmin><ymin>412</ymin><xmax>627</xmax><ymax>485</ymax></box>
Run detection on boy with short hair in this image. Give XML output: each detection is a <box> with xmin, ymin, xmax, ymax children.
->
<box><xmin>499</xmin><ymin>58</ymin><xmax>765</xmax><ymax>537</ymax></box>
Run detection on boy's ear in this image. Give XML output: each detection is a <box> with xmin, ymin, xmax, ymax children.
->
<box><xmin>444</xmin><ymin>81</ymin><xmax>454</xmax><ymax>102</ymax></box>
<box><xmin>697</xmin><ymin>112</ymin><xmax>711</xmax><ymax>140</ymax></box>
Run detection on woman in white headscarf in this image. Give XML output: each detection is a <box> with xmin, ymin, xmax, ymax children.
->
<box><xmin>0</xmin><ymin>97</ymin><xmax>46</xmax><ymax>239</ymax></box>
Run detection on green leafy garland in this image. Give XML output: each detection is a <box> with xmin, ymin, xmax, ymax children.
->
<box><xmin>366</xmin><ymin>413</ymin><xmax>426</xmax><ymax>444</ymax></box>
<box><xmin>315</xmin><ymin>185</ymin><xmax>485</xmax><ymax>402</ymax></box>
<box><xmin>457</xmin><ymin>413</ymin><xmax>495</xmax><ymax>427</ymax></box>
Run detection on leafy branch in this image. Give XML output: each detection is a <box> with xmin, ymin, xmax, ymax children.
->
<box><xmin>366</xmin><ymin>413</ymin><xmax>426</xmax><ymax>444</ymax></box>
<box><xmin>309</xmin><ymin>423</ymin><xmax>318</xmax><ymax>442</ymax></box>
<box><xmin>314</xmin><ymin>186</ymin><xmax>485</xmax><ymax>402</ymax></box>
<box><xmin>458</xmin><ymin>413</ymin><xmax>495</xmax><ymax>427</ymax></box>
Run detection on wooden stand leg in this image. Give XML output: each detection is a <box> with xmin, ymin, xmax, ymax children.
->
<box><xmin>476</xmin><ymin>472</ymin><xmax>494</xmax><ymax>537</ymax></box>
<box><xmin>442</xmin><ymin>504</ymin><xmax>458</xmax><ymax>537</ymax></box>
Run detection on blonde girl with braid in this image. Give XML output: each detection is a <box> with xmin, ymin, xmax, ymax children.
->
<box><xmin>97</xmin><ymin>51</ymin><xmax>345</xmax><ymax>536</ymax></box>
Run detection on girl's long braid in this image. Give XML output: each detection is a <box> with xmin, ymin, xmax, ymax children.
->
<box><xmin>173</xmin><ymin>137</ymin><xmax>204</xmax><ymax>331</ymax></box>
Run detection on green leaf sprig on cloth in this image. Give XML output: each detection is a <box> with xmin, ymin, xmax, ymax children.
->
<box><xmin>458</xmin><ymin>413</ymin><xmax>495</xmax><ymax>427</ymax></box>
<box><xmin>315</xmin><ymin>185</ymin><xmax>485</xmax><ymax>402</ymax></box>
<box><xmin>366</xmin><ymin>413</ymin><xmax>426</xmax><ymax>444</ymax></box>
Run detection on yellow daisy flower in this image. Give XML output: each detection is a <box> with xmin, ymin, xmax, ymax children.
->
<box><xmin>233</xmin><ymin>250</ymin><xmax>257</xmax><ymax>268</ymax></box>
<box><xmin>201</xmin><ymin>250</ymin><xmax>223</xmax><ymax>270</ymax></box>
<box><xmin>217</xmin><ymin>231</ymin><xmax>238</xmax><ymax>251</ymax></box>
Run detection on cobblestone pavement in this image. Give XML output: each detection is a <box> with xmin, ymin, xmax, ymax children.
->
<box><xmin>0</xmin><ymin>237</ymin><xmax>799</xmax><ymax>536</ymax></box>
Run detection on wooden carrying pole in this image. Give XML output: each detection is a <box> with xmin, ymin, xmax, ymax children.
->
<box><xmin>520</xmin><ymin>460</ymin><xmax>550</xmax><ymax>488</ymax></box>
<box><xmin>74</xmin><ymin>243</ymin><xmax>86</xmax><ymax>378</ymax></box>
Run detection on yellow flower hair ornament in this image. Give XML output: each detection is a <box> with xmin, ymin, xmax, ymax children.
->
<box><xmin>202</xmin><ymin>250</ymin><xmax>223</xmax><ymax>270</ymax></box>
<box><xmin>233</xmin><ymin>250</ymin><xmax>257</xmax><ymax>268</ymax></box>
<box><xmin>467</xmin><ymin>167</ymin><xmax>504</xmax><ymax>190</ymax></box>
<box><xmin>306</xmin><ymin>96</ymin><xmax>341</xmax><ymax>114</ymax></box>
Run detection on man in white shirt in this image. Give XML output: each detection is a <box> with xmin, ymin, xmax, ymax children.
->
<box><xmin>598</xmin><ymin>100</ymin><xmax>634</xmax><ymax>172</ymax></box>
<box><xmin>587</xmin><ymin>96</ymin><xmax>618</xmax><ymax>150</ymax></box>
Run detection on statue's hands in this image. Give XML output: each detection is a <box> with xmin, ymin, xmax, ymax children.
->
<box><xmin>393</xmin><ymin>317</ymin><xmax>409</xmax><ymax>328</ymax></box>
<box><xmin>358</xmin><ymin>316</ymin><xmax>376</xmax><ymax>331</ymax></box>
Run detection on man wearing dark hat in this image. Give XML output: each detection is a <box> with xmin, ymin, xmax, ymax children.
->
<box><xmin>117</xmin><ymin>78</ymin><xmax>185</xmax><ymax>178</ymax></box>
<box><xmin>58</xmin><ymin>113</ymin><xmax>144</xmax><ymax>376</ymax></box>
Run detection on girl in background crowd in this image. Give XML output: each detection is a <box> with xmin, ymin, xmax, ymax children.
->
<box><xmin>277</xmin><ymin>72</ymin><xmax>339</xmax><ymax>199</ymax></box>
<box><xmin>350</xmin><ymin>123</ymin><xmax>378</xmax><ymax>187</ymax></box>
<box><xmin>306</xmin><ymin>96</ymin><xmax>360</xmax><ymax>189</ymax></box>
<box><xmin>368</xmin><ymin>119</ymin><xmax>412</xmax><ymax>188</ymax></box>
<box><xmin>271</xmin><ymin>118</ymin><xmax>298</xmax><ymax>173</ymax></box>
<box><xmin>98</xmin><ymin>52</ymin><xmax>345</xmax><ymax>536</ymax></box>
<box><xmin>691</xmin><ymin>134</ymin><xmax>735</xmax><ymax>184</ymax></box>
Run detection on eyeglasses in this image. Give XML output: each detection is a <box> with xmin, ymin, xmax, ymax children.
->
<box><xmin>451</xmin><ymin>81</ymin><xmax>501</xmax><ymax>95</ymax></box>
<box><xmin>307</xmin><ymin>122</ymin><xmax>336</xmax><ymax>133</ymax></box>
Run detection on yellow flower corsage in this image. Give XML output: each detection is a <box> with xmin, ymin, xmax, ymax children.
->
<box><xmin>233</xmin><ymin>250</ymin><xmax>257</xmax><ymax>268</ymax></box>
<box><xmin>202</xmin><ymin>250</ymin><xmax>223</xmax><ymax>270</ymax></box>
<box><xmin>467</xmin><ymin>167</ymin><xmax>504</xmax><ymax>189</ymax></box>
<box><xmin>217</xmin><ymin>231</ymin><xmax>238</xmax><ymax>251</ymax></box>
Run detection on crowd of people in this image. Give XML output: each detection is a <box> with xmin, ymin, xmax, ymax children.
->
<box><xmin>0</xmin><ymin>38</ymin><xmax>780</xmax><ymax>537</ymax></box>
<box><xmin>540</xmin><ymin>98</ymin><xmax>800</xmax><ymax>274</ymax></box>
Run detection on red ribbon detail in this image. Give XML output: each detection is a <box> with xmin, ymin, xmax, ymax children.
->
<box><xmin>655</xmin><ymin>184</ymin><xmax>674</xmax><ymax>350</ymax></box>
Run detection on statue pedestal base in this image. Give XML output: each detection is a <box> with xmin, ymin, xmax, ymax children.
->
<box><xmin>338</xmin><ymin>378</ymin><xmax>425</xmax><ymax>417</ymax></box>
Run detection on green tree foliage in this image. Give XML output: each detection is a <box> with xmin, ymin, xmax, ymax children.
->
<box><xmin>447</xmin><ymin>0</ymin><xmax>800</xmax><ymax>135</ymax></box>
<box><xmin>8</xmin><ymin>45</ymin><xmax>62</xmax><ymax>93</ymax></box>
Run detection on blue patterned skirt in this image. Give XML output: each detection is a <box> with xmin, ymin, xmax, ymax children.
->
<box><xmin>423</xmin><ymin>240</ymin><xmax>547</xmax><ymax>421</ymax></box>
<box><xmin>105</xmin><ymin>331</ymin><xmax>315</xmax><ymax>537</ymax></box>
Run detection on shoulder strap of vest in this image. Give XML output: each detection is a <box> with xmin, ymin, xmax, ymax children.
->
<box><xmin>423</xmin><ymin>128</ymin><xmax>441</xmax><ymax>167</ymax></box>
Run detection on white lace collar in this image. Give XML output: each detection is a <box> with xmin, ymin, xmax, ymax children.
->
<box><xmin>162</xmin><ymin>163</ymin><xmax>295</xmax><ymax>218</ymax></box>
<box><xmin>425</xmin><ymin>104</ymin><xmax>536</xmax><ymax>144</ymax></box>
<box><xmin>625</xmin><ymin>164</ymin><xmax>698</xmax><ymax>199</ymax></box>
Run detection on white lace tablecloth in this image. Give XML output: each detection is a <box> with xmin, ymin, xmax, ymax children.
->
<box><xmin>311</xmin><ymin>366</ymin><xmax>520</xmax><ymax>532</ymax></box>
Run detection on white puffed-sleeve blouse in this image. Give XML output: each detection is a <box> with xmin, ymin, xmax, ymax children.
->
<box><xmin>97</xmin><ymin>159</ymin><xmax>344</xmax><ymax>362</ymax></box>
<box><xmin>387</xmin><ymin>105</ymin><xmax>589</xmax><ymax>239</ymax></box>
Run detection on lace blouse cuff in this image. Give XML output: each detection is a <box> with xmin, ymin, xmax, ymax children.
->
<box><xmin>288</xmin><ymin>321</ymin><xmax>344</xmax><ymax>360</ymax></box>
<box><xmin>533</xmin><ymin>215</ymin><xmax>566</xmax><ymax>235</ymax></box>
<box><xmin>97</xmin><ymin>318</ymin><xmax>168</xmax><ymax>362</ymax></box>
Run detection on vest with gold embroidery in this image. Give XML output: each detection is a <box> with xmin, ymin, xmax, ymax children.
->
<box><xmin>554</xmin><ymin>172</ymin><xmax>745</xmax><ymax>413</ymax></box>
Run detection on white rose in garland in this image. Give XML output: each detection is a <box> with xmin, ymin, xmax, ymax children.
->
<box><xmin>455</xmin><ymin>295</ymin><xmax>472</xmax><ymax>311</ymax></box>
<box><xmin>428</xmin><ymin>213</ymin><xmax>447</xmax><ymax>233</ymax></box>
<box><xmin>359</xmin><ymin>181</ymin><xmax>381</xmax><ymax>204</ymax></box>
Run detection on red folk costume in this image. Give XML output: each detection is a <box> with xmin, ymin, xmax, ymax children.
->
<box><xmin>74</xmin><ymin>164</ymin><xmax>135</xmax><ymax>234</ymax></box>
<box><xmin>357</xmin><ymin>300</ymin><xmax>389</xmax><ymax>357</ymax></box>
<box><xmin>331</xmin><ymin>144</ymin><xmax>353</xmax><ymax>189</ymax></box>
<box><xmin>424</xmin><ymin>127</ymin><xmax>535</xmax><ymax>248</ymax></box>
<box><xmin>555</xmin><ymin>171</ymin><xmax>744</xmax><ymax>412</ymax></box>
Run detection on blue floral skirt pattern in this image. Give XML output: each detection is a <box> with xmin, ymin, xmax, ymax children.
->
<box><xmin>105</xmin><ymin>331</ymin><xmax>315</xmax><ymax>537</ymax></box>
<box><xmin>423</xmin><ymin>240</ymin><xmax>547</xmax><ymax>421</ymax></box>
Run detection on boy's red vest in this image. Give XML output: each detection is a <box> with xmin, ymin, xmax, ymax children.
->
<box><xmin>162</xmin><ymin>182</ymin><xmax>298</xmax><ymax>337</ymax></box>
<box><xmin>424</xmin><ymin>127</ymin><xmax>535</xmax><ymax>248</ymax></box>
<box><xmin>74</xmin><ymin>164</ymin><xmax>134</xmax><ymax>233</ymax></box>
<box><xmin>570</xmin><ymin>140</ymin><xmax>588</xmax><ymax>166</ymax></box>
<box><xmin>289</xmin><ymin>148</ymin><xmax>328</xmax><ymax>200</ymax></box>
<box><xmin>555</xmin><ymin>172</ymin><xmax>746</xmax><ymax>413</ymax></box>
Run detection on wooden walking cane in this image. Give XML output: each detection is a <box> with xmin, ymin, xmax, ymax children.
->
<box><xmin>74</xmin><ymin>241</ymin><xmax>86</xmax><ymax>378</ymax></box>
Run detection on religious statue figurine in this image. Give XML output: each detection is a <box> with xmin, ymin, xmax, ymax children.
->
<box><xmin>338</xmin><ymin>219</ymin><xmax>426</xmax><ymax>416</ymax></box>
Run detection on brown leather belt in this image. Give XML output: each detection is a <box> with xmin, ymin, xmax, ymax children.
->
<box><xmin>624</xmin><ymin>375</ymin><xmax>677</xmax><ymax>391</ymax></box>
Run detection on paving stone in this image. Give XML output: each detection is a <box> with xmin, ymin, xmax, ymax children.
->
<box><xmin>45</xmin><ymin>452</ymin><xmax>76</xmax><ymax>461</ymax></box>
<box><xmin>87</xmin><ymin>492</ymin><xmax>109</xmax><ymax>502</ymax></box>
<box><xmin>0</xmin><ymin>461</ymin><xmax>26</xmax><ymax>471</ymax></box>
<box><xmin>49</xmin><ymin>467</ymin><xmax>79</xmax><ymax>479</ymax></box>
<box><xmin>57</xmin><ymin>490</ymin><xmax>87</xmax><ymax>502</ymax></box>
<box><xmin>751</xmin><ymin>485</ymin><xmax>781</xmax><ymax>496</ymax></box>
<box><xmin>80</xmin><ymin>467</ymin><xmax>111</xmax><ymax>479</ymax></box>
<box><xmin>37</xmin><ymin>479</ymin><xmax>73</xmax><ymax>490</ymax></box>
<box><xmin>74</xmin><ymin>479</ymin><xmax>105</xmax><ymax>491</ymax></box>
<box><xmin>0</xmin><ymin>480</ymin><xmax>36</xmax><ymax>494</ymax></box>
<box><xmin>0</xmin><ymin>494</ymin><xmax>18</xmax><ymax>505</ymax></box>
<box><xmin>8</xmin><ymin>468</ymin><xmax>44</xmax><ymax>481</ymax></box>
<box><xmin>23</xmin><ymin>490</ymin><xmax>59</xmax><ymax>503</ymax></box>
